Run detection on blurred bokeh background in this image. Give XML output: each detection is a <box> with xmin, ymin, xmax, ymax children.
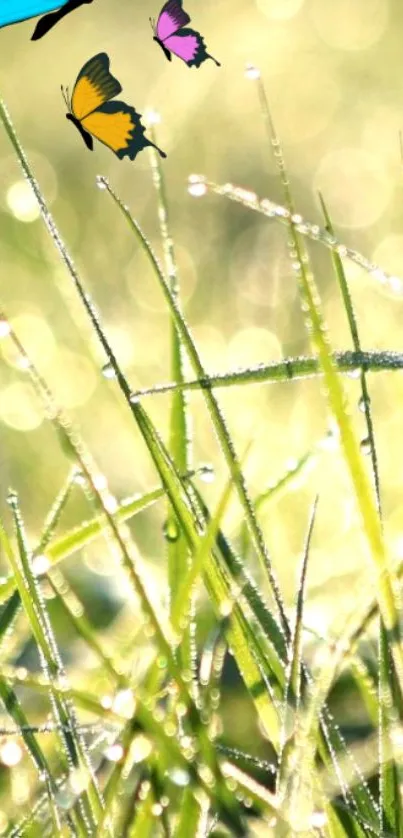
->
<box><xmin>0</xmin><ymin>0</ymin><xmax>402</xmax><ymax>824</ymax></box>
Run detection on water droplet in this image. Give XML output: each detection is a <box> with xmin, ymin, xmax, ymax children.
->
<box><xmin>103</xmin><ymin>743</ymin><xmax>124</xmax><ymax>762</ymax></box>
<box><xmin>167</xmin><ymin>767</ymin><xmax>190</xmax><ymax>787</ymax></box>
<box><xmin>73</xmin><ymin>470</ymin><xmax>87</xmax><ymax>487</ymax></box>
<box><xmin>0</xmin><ymin>741</ymin><xmax>22</xmax><ymax>766</ymax></box>
<box><xmin>151</xmin><ymin>803</ymin><xmax>163</xmax><ymax>817</ymax></box>
<box><xmin>199</xmin><ymin>464</ymin><xmax>215</xmax><ymax>483</ymax></box>
<box><xmin>360</xmin><ymin>437</ymin><xmax>371</xmax><ymax>455</ymax></box>
<box><xmin>163</xmin><ymin>519</ymin><xmax>180</xmax><ymax>542</ymax></box>
<box><xmin>358</xmin><ymin>394</ymin><xmax>369</xmax><ymax>412</ymax></box>
<box><xmin>347</xmin><ymin>367</ymin><xmax>361</xmax><ymax>379</ymax></box>
<box><xmin>129</xmin><ymin>391</ymin><xmax>140</xmax><ymax>405</ymax></box>
<box><xmin>0</xmin><ymin>320</ymin><xmax>11</xmax><ymax>339</ymax></box>
<box><xmin>113</xmin><ymin>688</ymin><xmax>136</xmax><ymax>719</ymax></box>
<box><xmin>6</xmin><ymin>489</ymin><xmax>18</xmax><ymax>507</ymax></box>
<box><xmin>102</xmin><ymin>362</ymin><xmax>116</xmax><ymax>379</ymax></box>
<box><xmin>311</xmin><ymin>811</ymin><xmax>327</xmax><ymax>828</ymax></box>
<box><xmin>244</xmin><ymin>64</ymin><xmax>261</xmax><ymax>80</ymax></box>
<box><xmin>144</xmin><ymin>109</ymin><xmax>161</xmax><ymax>126</ymax></box>
<box><xmin>32</xmin><ymin>554</ymin><xmax>50</xmax><ymax>576</ymax></box>
<box><xmin>157</xmin><ymin>655</ymin><xmax>168</xmax><ymax>670</ymax></box>
<box><xmin>96</xmin><ymin>175</ymin><xmax>108</xmax><ymax>191</ymax></box>
<box><xmin>188</xmin><ymin>174</ymin><xmax>207</xmax><ymax>198</ymax></box>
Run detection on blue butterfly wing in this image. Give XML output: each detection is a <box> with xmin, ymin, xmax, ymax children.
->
<box><xmin>0</xmin><ymin>0</ymin><xmax>67</xmax><ymax>27</ymax></box>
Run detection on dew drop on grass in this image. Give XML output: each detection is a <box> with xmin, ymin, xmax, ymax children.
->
<box><xmin>358</xmin><ymin>394</ymin><xmax>370</xmax><ymax>412</ymax></box>
<box><xmin>199</xmin><ymin>464</ymin><xmax>215</xmax><ymax>483</ymax></box>
<box><xmin>163</xmin><ymin>519</ymin><xmax>180</xmax><ymax>542</ymax></box>
<box><xmin>347</xmin><ymin>367</ymin><xmax>361</xmax><ymax>379</ymax></box>
<box><xmin>73</xmin><ymin>470</ymin><xmax>87</xmax><ymax>487</ymax></box>
<box><xmin>244</xmin><ymin>63</ymin><xmax>260</xmax><ymax>79</ymax></box>
<box><xmin>32</xmin><ymin>554</ymin><xmax>51</xmax><ymax>576</ymax></box>
<box><xmin>151</xmin><ymin>803</ymin><xmax>163</xmax><ymax>817</ymax></box>
<box><xmin>129</xmin><ymin>392</ymin><xmax>140</xmax><ymax>405</ymax></box>
<box><xmin>102</xmin><ymin>362</ymin><xmax>116</xmax><ymax>379</ymax></box>
<box><xmin>103</xmin><ymin>743</ymin><xmax>124</xmax><ymax>762</ymax></box>
<box><xmin>0</xmin><ymin>320</ymin><xmax>11</xmax><ymax>339</ymax></box>
<box><xmin>188</xmin><ymin>174</ymin><xmax>207</xmax><ymax>197</ymax></box>
<box><xmin>157</xmin><ymin>655</ymin><xmax>168</xmax><ymax>670</ymax></box>
<box><xmin>167</xmin><ymin>766</ymin><xmax>190</xmax><ymax>787</ymax></box>
<box><xmin>360</xmin><ymin>437</ymin><xmax>371</xmax><ymax>455</ymax></box>
<box><xmin>6</xmin><ymin>489</ymin><xmax>18</xmax><ymax>508</ymax></box>
<box><xmin>96</xmin><ymin>175</ymin><xmax>108</xmax><ymax>191</ymax></box>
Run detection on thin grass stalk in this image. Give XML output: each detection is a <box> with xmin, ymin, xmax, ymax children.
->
<box><xmin>149</xmin><ymin>135</ymin><xmax>195</xmax><ymax>680</ymax></box>
<box><xmin>277</xmin><ymin>497</ymin><xmax>318</xmax><ymax>795</ymax></box>
<box><xmin>189</xmin><ymin>175</ymin><xmax>403</xmax><ymax>296</ymax></box>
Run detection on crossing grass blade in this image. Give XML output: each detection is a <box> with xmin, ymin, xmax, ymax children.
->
<box><xmin>130</xmin><ymin>349</ymin><xmax>403</xmax><ymax>398</ymax></box>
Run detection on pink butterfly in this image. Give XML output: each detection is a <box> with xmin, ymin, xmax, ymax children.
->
<box><xmin>151</xmin><ymin>0</ymin><xmax>220</xmax><ymax>68</ymax></box>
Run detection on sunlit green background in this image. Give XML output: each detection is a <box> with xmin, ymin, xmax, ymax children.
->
<box><xmin>0</xmin><ymin>0</ymin><xmax>402</xmax><ymax>828</ymax></box>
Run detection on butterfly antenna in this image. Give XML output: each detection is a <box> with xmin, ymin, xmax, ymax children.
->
<box><xmin>149</xmin><ymin>16</ymin><xmax>155</xmax><ymax>32</ymax></box>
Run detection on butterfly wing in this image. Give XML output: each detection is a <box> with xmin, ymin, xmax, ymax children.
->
<box><xmin>71</xmin><ymin>53</ymin><xmax>122</xmax><ymax>121</ymax></box>
<box><xmin>31</xmin><ymin>0</ymin><xmax>93</xmax><ymax>40</ymax></box>
<box><xmin>163</xmin><ymin>28</ymin><xmax>220</xmax><ymax>67</ymax></box>
<box><xmin>0</xmin><ymin>0</ymin><xmax>64</xmax><ymax>27</ymax></box>
<box><xmin>155</xmin><ymin>0</ymin><xmax>190</xmax><ymax>40</ymax></box>
<box><xmin>80</xmin><ymin>101</ymin><xmax>166</xmax><ymax>160</ymax></box>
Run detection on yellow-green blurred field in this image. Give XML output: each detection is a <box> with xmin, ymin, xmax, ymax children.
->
<box><xmin>1</xmin><ymin>0</ymin><xmax>403</xmax><ymax>621</ymax></box>
<box><xmin>0</xmin><ymin>0</ymin><xmax>402</xmax><ymax>833</ymax></box>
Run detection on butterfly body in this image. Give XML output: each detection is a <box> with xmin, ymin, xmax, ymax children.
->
<box><xmin>64</xmin><ymin>52</ymin><xmax>167</xmax><ymax>161</ymax></box>
<box><xmin>66</xmin><ymin>112</ymin><xmax>93</xmax><ymax>151</ymax></box>
<box><xmin>0</xmin><ymin>0</ymin><xmax>93</xmax><ymax>39</ymax></box>
<box><xmin>153</xmin><ymin>35</ymin><xmax>172</xmax><ymax>62</ymax></box>
<box><xmin>151</xmin><ymin>0</ymin><xmax>220</xmax><ymax>68</ymax></box>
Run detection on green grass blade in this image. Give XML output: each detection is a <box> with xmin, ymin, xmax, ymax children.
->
<box><xmin>189</xmin><ymin>174</ymin><xmax>400</xmax><ymax>294</ymax></box>
<box><xmin>149</xmin><ymin>138</ymin><xmax>195</xmax><ymax>679</ymax></box>
<box><xmin>131</xmin><ymin>349</ymin><xmax>403</xmax><ymax>398</ymax></box>
<box><xmin>172</xmin><ymin>788</ymin><xmax>203</xmax><ymax>838</ymax></box>
<box><xmin>278</xmin><ymin>497</ymin><xmax>318</xmax><ymax>792</ymax></box>
<box><xmin>319</xmin><ymin>192</ymin><xmax>403</xmax><ymax>835</ymax></box>
<box><xmin>253</xmin><ymin>72</ymin><xmax>403</xmax><ymax>704</ymax></box>
<box><xmin>100</xmin><ymin>177</ymin><xmax>290</xmax><ymax>643</ymax></box>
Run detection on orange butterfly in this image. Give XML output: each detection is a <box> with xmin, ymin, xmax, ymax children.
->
<box><xmin>62</xmin><ymin>53</ymin><xmax>166</xmax><ymax>160</ymax></box>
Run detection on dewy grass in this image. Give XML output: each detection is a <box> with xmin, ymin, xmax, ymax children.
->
<box><xmin>0</xmin><ymin>68</ymin><xmax>402</xmax><ymax>833</ymax></box>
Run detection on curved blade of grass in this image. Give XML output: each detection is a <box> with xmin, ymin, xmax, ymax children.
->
<box><xmin>253</xmin><ymin>72</ymin><xmax>403</xmax><ymax>704</ymax></box>
<box><xmin>190</xmin><ymin>175</ymin><xmax>401</xmax><ymax>294</ymax></box>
